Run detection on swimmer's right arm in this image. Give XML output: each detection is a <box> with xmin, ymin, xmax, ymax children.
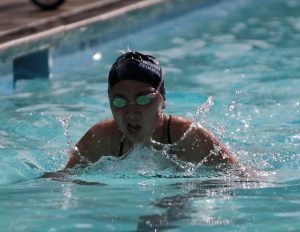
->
<box><xmin>40</xmin><ymin>148</ymin><xmax>88</xmax><ymax>179</ymax></box>
<box><xmin>63</xmin><ymin>124</ymin><xmax>106</xmax><ymax>170</ymax></box>
<box><xmin>41</xmin><ymin>120</ymin><xmax>115</xmax><ymax>178</ymax></box>
<box><xmin>40</xmin><ymin>136</ymin><xmax>99</xmax><ymax>179</ymax></box>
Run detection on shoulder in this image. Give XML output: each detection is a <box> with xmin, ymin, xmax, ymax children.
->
<box><xmin>169</xmin><ymin>115</ymin><xmax>237</xmax><ymax>164</ymax></box>
<box><xmin>170</xmin><ymin>115</ymin><xmax>213</xmax><ymax>138</ymax></box>
<box><xmin>170</xmin><ymin>115</ymin><xmax>192</xmax><ymax>125</ymax></box>
<box><xmin>89</xmin><ymin>118</ymin><xmax>118</xmax><ymax>137</ymax></box>
<box><xmin>83</xmin><ymin>118</ymin><xmax>120</xmax><ymax>149</ymax></box>
<box><xmin>75</xmin><ymin>118</ymin><xmax>120</xmax><ymax>160</ymax></box>
<box><xmin>169</xmin><ymin>115</ymin><xmax>193</xmax><ymax>142</ymax></box>
<box><xmin>65</xmin><ymin>118</ymin><xmax>121</xmax><ymax>169</ymax></box>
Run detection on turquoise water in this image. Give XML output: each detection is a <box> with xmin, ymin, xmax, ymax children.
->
<box><xmin>1</xmin><ymin>0</ymin><xmax>300</xmax><ymax>231</ymax></box>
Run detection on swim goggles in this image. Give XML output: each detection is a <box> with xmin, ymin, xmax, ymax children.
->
<box><xmin>110</xmin><ymin>92</ymin><xmax>157</xmax><ymax>108</ymax></box>
<box><xmin>110</xmin><ymin>77</ymin><xmax>163</xmax><ymax>108</ymax></box>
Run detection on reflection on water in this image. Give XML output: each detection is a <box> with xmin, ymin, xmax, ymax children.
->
<box><xmin>137</xmin><ymin>179</ymin><xmax>276</xmax><ymax>231</ymax></box>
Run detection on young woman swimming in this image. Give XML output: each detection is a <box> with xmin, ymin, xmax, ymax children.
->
<box><xmin>43</xmin><ymin>51</ymin><xmax>237</xmax><ymax>178</ymax></box>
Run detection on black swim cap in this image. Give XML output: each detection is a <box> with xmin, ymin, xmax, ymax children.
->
<box><xmin>108</xmin><ymin>51</ymin><xmax>165</xmax><ymax>97</ymax></box>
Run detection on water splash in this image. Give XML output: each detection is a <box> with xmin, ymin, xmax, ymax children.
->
<box><xmin>73</xmin><ymin>97</ymin><xmax>221</xmax><ymax>179</ymax></box>
<box><xmin>172</xmin><ymin>96</ymin><xmax>216</xmax><ymax>146</ymax></box>
<box><xmin>188</xmin><ymin>96</ymin><xmax>215</xmax><ymax>139</ymax></box>
<box><xmin>58</xmin><ymin>114</ymin><xmax>73</xmax><ymax>149</ymax></box>
<box><xmin>193</xmin><ymin>96</ymin><xmax>215</xmax><ymax>124</ymax></box>
<box><xmin>83</xmin><ymin>144</ymin><xmax>179</xmax><ymax>177</ymax></box>
<box><xmin>51</xmin><ymin>97</ymin><xmax>274</xmax><ymax>180</ymax></box>
<box><xmin>138</xmin><ymin>96</ymin><xmax>230</xmax><ymax>177</ymax></box>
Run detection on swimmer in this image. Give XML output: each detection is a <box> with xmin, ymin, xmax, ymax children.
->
<box><xmin>43</xmin><ymin>51</ymin><xmax>237</xmax><ymax>177</ymax></box>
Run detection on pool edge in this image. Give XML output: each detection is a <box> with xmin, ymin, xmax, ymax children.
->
<box><xmin>0</xmin><ymin>0</ymin><xmax>168</xmax><ymax>60</ymax></box>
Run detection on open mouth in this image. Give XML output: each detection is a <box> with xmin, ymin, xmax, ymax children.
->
<box><xmin>127</xmin><ymin>123</ymin><xmax>142</xmax><ymax>134</ymax></box>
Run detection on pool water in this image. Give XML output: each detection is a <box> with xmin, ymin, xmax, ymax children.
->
<box><xmin>1</xmin><ymin>0</ymin><xmax>300</xmax><ymax>231</ymax></box>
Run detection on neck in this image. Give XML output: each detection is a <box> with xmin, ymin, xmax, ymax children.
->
<box><xmin>152</xmin><ymin>113</ymin><xmax>168</xmax><ymax>143</ymax></box>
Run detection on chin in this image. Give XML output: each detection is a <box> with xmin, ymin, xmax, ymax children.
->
<box><xmin>127</xmin><ymin>133</ymin><xmax>149</xmax><ymax>145</ymax></box>
<box><xmin>129</xmin><ymin>137</ymin><xmax>146</xmax><ymax>145</ymax></box>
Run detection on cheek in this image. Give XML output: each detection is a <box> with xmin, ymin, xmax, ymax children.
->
<box><xmin>142</xmin><ymin>105</ymin><xmax>161</xmax><ymax>125</ymax></box>
<box><xmin>111</xmin><ymin>108</ymin><xmax>123</xmax><ymax>126</ymax></box>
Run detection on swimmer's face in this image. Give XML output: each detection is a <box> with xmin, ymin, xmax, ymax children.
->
<box><xmin>109</xmin><ymin>80</ymin><xmax>166</xmax><ymax>144</ymax></box>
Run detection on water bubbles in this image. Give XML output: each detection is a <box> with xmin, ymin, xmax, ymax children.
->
<box><xmin>234</xmin><ymin>90</ymin><xmax>242</xmax><ymax>95</ymax></box>
<box><xmin>229</xmin><ymin>100</ymin><xmax>236</xmax><ymax>112</ymax></box>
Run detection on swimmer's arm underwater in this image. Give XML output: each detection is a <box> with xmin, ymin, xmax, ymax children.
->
<box><xmin>40</xmin><ymin>133</ymin><xmax>101</xmax><ymax>178</ymax></box>
<box><xmin>40</xmin><ymin>149</ymin><xmax>89</xmax><ymax>179</ymax></box>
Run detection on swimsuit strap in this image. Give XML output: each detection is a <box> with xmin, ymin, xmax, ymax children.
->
<box><xmin>118</xmin><ymin>133</ymin><xmax>125</xmax><ymax>157</ymax></box>
<box><xmin>167</xmin><ymin>114</ymin><xmax>172</xmax><ymax>144</ymax></box>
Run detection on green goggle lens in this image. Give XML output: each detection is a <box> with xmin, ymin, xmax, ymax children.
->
<box><xmin>136</xmin><ymin>95</ymin><xmax>152</xmax><ymax>106</ymax></box>
<box><xmin>112</xmin><ymin>98</ymin><xmax>127</xmax><ymax>108</ymax></box>
<box><xmin>111</xmin><ymin>94</ymin><xmax>154</xmax><ymax>108</ymax></box>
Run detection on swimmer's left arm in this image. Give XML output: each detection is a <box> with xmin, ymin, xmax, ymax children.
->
<box><xmin>199</xmin><ymin>127</ymin><xmax>238</xmax><ymax>165</ymax></box>
<box><xmin>172</xmin><ymin>117</ymin><xmax>237</xmax><ymax>165</ymax></box>
<box><xmin>187</xmin><ymin>125</ymin><xmax>237</xmax><ymax>165</ymax></box>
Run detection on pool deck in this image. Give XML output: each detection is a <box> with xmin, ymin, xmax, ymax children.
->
<box><xmin>0</xmin><ymin>0</ymin><xmax>166</xmax><ymax>47</ymax></box>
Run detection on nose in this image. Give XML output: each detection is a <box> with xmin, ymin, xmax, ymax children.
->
<box><xmin>124</xmin><ymin>105</ymin><xmax>140</xmax><ymax>120</ymax></box>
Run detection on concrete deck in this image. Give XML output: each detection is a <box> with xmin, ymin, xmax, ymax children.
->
<box><xmin>0</xmin><ymin>0</ymin><xmax>163</xmax><ymax>45</ymax></box>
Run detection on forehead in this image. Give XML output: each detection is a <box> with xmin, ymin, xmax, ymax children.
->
<box><xmin>110</xmin><ymin>80</ymin><xmax>155</xmax><ymax>94</ymax></box>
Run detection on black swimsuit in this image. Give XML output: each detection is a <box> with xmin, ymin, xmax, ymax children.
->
<box><xmin>118</xmin><ymin>115</ymin><xmax>173</xmax><ymax>157</ymax></box>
